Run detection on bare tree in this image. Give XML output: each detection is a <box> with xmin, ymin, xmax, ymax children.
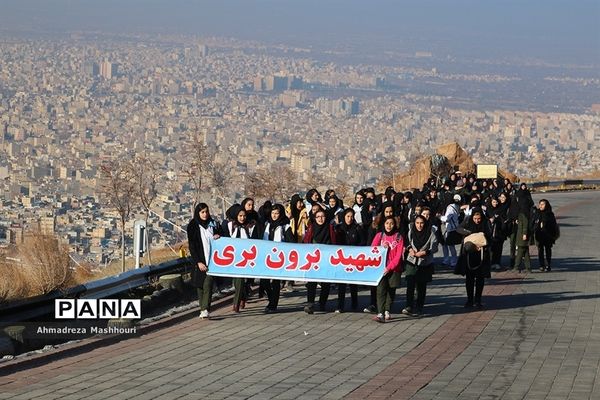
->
<box><xmin>303</xmin><ymin>171</ymin><xmax>328</xmax><ymax>193</ymax></box>
<box><xmin>272</xmin><ymin>164</ymin><xmax>299</xmax><ymax>203</ymax></box>
<box><xmin>243</xmin><ymin>168</ymin><xmax>280</xmax><ymax>203</ymax></box>
<box><xmin>335</xmin><ymin>181</ymin><xmax>353</xmax><ymax>205</ymax></box>
<box><xmin>101</xmin><ymin>160</ymin><xmax>136</xmax><ymax>273</ymax></box>
<box><xmin>206</xmin><ymin>152</ymin><xmax>234</xmax><ymax>215</ymax></box>
<box><xmin>182</xmin><ymin>140</ymin><xmax>211</xmax><ymax>207</ymax></box>
<box><xmin>243</xmin><ymin>170</ymin><xmax>260</xmax><ymax>200</ymax></box>
<box><xmin>132</xmin><ymin>154</ymin><xmax>159</xmax><ymax>265</ymax></box>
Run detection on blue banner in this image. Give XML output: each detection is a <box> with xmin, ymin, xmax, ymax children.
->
<box><xmin>208</xmin><ymin>237</ymin><xmax>388</xmax><ymax>286</ymax></box>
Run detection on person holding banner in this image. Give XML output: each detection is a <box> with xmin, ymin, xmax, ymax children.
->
<box><xmin>303</xmin><ymin>208</ymin><xmax>337</xmax><ymax>314</ymax></box>
<box><xmin>262</xmin><ymin>204</ymin><xmax>294</xmax><ymax>313</ymax></box>
<box><xmin>223</xmin><ymin>205</ymin><xmax>261</xmax><ymax>313</ymax></box>
<box><xmin>371</xmin><ymin>216</ymin><xmax>405</xmax><ymax>322</ymax></box>
<box><xmin>187</xmin><ymin>203</ymin><xmax>221</xmax><ymax>319</ymax></box>
<box><xmin>334</xmin><ymin>208</ymin><xmax>361</xmax><ymax>313</ymax></box>
<box><xmin>402</xmin><ymin>215</ymin><xmax>438</xmax><ymax>317</ymax></box>
<box><xmin>364</xmin><ymin>201</ymin><xmax>398</xmax><ymax>313</ymax></box>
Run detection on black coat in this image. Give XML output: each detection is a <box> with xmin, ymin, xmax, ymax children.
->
<box><xmin>532</xmin><ymin>208</ymin><xmax>558</xmax><ymax>246</ymax></box>
<box><xmin>454</xmin><ymin>218</ymin><xmax>492</xmax><ymax>278</ymax></box>
<box><xmin>335</xmin><ymin>223</ymin><xmax>364</xmax><ymax>246</ymax></box>
<box><xmin>187</xmin><ymin>219</ymin><xmax>219</xmax><ymax>288</ymax></box>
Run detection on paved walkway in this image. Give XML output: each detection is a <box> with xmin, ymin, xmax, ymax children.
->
<box><xmin>0</xmin><ymin>191</ymin><xmax>599</xmax><ymax>400</ymax></box>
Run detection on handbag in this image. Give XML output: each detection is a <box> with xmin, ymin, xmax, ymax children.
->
<box><xmin>388</xmin><ymin>271</ymin><xmax>402</xmax><ymax>288</ymax></box>
<box><xmin>463</xmin><ymin>232</ymin><xmax>487</xmax><ymax>250</ymax></box>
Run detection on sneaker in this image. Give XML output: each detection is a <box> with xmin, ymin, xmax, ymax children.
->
<box><xmin>545</xmin><ymin>265</ymin><xmax>552</xmax><ymax>272</ymax></box>
<box><xmin>464</xmin><ymin>301</ymin><xmax>474</xmax><ymax>309</ymax></box>
<box><xmin>225</xmin><ymin>286</ymin><xmax>236</xmax><ymax>294</ymax></box>
<box><xmin>373</xmin><ymin>313</ymin><xmax>385</xmax><ymax>323</ymax></box>
<box><xmin>334</xmin><ymin>309</ymin><xmax>342</xmax><ymax>314</ymax></box>
<box><xmin>199</xmin><ymin>310</ymin><xmax>209</xmax><ymax>319</ymax></box>
<box><xmin>304</xmin><ymin>305</ymin><xmax>314</xmax><ymax>314</ymax></box>
<box><xmin>402</xmin><ymin>307</ymin><xmax>413</xmax><ymax>316</ymax></box>
<box><xmin>363</xmin><ymin>305</ymin><xmax>377</xmax><ymax>313</ymax></box>
<box><xmin>384</xmin><ymin>311</ymin><xmax>391</xmax><ymax>320</ymax></box>
<box><xmin>282</xmin><ymin>284</ymin><xmax>295</xmax><ymax>293</ymax></box>
<box><xmin>539</xmin><ymin>265</ymin><xmax>546</xmax><ymax>272</ymax></box>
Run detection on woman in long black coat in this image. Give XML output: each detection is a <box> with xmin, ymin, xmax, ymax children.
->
<box><xmin>486</xmin><ymin>195</ymin><xmax>509</xmax><ymax>270</ymax></box>
<box><xmin>187</xmin><ymin>203</ymin><xmax>221</xmax><ymax>319</ymax></box>
<box><xmin>532</xmin><ymin>199</ymin><xmax>559</xmax><ymax>272</ymax></box>
<box><xmin>334</xmin><ymin>208</ymin><xmax>362</xmax><ymax>312</ymax></box>
<box><xmin>222</xmin><ymin>205</ymin><xmax>261</xmax><ymax>313</ymax></box>
<box><xmin>303</xmin><ymin>208</ymin><xmax>336</xmax><ymax>314</ymax></box>
<box><xmin>262</xmin><ymin>203</ymin><xmax>294</xmax><ymax>312</ymax></box>
<box><xmin>455</xmin><ymin>209</ymin><xmax>492</xmax><ymax>309</ymax></box>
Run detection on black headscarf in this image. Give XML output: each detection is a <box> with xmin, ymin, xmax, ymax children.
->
<box><xmin>193</xmin><ymin>202</ymin><xmax>212</xmax><ymax>229</ymax></box>
<box><xmin>306</xmin><ymin>188</ymin><xmax>322</xmax><ymax>205</ymax></box>
<box><xmin>537</xmin><ymin>199</ymin><xmax>556</xmax><ymax>229</ymax></box>
<box><xmin>515</xmin><ymin>188</ymin><xmax>534</xmax><ymax>215</ymax></box>
<box><xmin>290</xmin><ymin>194</ymin><xmax>303</xmax><ymax>223</ymax></box>
<box><xmin>362</xmin><ymin>198</ymin><xmax>375</xmax><ymax>226</ymax></box>
<box><xmin>258</xmin><ymin>200</ymin><xmax>273</xmax><ymax>224</ymax></box>
<box><xmin>337</xmin><ymin>208</ymin><xmax>362</xmax><ymax>246</ymax></box>
<box><xmin>225</xmin><ymin>203</ymin><xmax>241</xmax><ymax>221</ymax></box>
<box><xmin>312</xmin><ymin>217</ymin><xmax>331</xmax><ymax>244</ymax></box>
<box><xmin>496</xmin><ymin>193</ymin><xmax>511</xmax><ymax>216</ymax></box>
<box><xmin>267</xmin><ymin>203</ymin><xmax>289</xmax><ymax>241</ymax></box>
<box><xmin>462</xmin><ymin>208</ymin><xmax>489</xmax><ymax>235</ymax></box>
<box><xmin>410</xmin><ymin>215</ymin><xmax>431</xmax><ymax>249</ymax></box>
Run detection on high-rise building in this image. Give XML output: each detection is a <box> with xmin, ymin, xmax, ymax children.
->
<box><xmin>39</xmin><ymin>216</ymin><xmax>56</xmax><ymax>235</ymax></box>
<box><xmin>82</xmin><ymin>62</ymin><xmax>99</xmax><ymax>77</ymax></box>
<box><xmin>316</xmin><ymin>97</ymin><xmax>360</xmax><ymax>117</ymax></box>
<box><xmin>254</xmin><ymin>76</ymin><xmax>265</xmax><ymax>91</ymax></box>
<box><xmin>264</xmin><ymin>75</ymin><xmax>288</xmax><ymax>92</ymax></box>
<box><xmin>199</xmin><ymin>44</ymin><xmax>209</xmax><ymax>57</ymax></box>
<box><xmin>100</xmin><ymin>61</ymin><xmax>118</xmax><ymax>79</ymax></box>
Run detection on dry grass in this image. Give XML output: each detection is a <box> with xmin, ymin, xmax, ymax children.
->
<box><xmin>0</xmin><ymin>262</ymin><xmax>29</xmax><ymax>304</ymax></box>
<box><xmin>19</xmin><ymin>233</ymin><xmax>76</xmax><ymax>296</ymax></box>
<box><xmin>0</xmin><ymin>233</ymin><xmax>76</xmax><ymax>303</ymax></box>
<box><xmin>0</xmin><ymin>236</ymin><xmax>189</xmax><ymax>301</ymax></box>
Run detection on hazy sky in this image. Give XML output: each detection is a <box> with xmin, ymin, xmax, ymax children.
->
<box><xmin>1</xmin><ymin>0</ymin><xmax>598</xmax><ymax>65</ymax></box>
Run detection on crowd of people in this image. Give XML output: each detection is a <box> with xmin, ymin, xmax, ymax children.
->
<box><xmin>186</xmin><ymin>172</ymin><xmax>560</xmax><ymax>322</ymax></box>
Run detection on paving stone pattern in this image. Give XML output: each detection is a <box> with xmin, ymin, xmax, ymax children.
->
<box><xmin>0</xmin><ymin>191</ymin><xmax>598</xmax><ymax>400</ymax></box>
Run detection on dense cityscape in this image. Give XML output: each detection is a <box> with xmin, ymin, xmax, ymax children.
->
<box><xmin>0</xmin><ymin>33</ymin><xmax>598</xmax><ymax>266</ymax></box>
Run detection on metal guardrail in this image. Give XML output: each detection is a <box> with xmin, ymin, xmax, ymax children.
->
<box><xmin>0</xmin><ymin>257</ymin><xmax>191</xmax><ymax>323</ymax></box>
<box><xmin>528</xmin><ymin>179</ymin><xmax>599</xmax><ymax>189</ymax></box>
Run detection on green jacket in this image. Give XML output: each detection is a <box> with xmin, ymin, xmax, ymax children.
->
<box><xmin>516</xmin><ymin>213</ymin><xmax>531</xmax><ymax>247</ymax></box>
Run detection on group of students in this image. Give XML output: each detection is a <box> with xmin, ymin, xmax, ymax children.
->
<box><xmin>186</xmin><ymin>172</ymin><xmax>560</xmax><ymax>321</ymax></box>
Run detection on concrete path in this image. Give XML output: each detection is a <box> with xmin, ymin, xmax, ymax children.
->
<box><xmin>0</xmin><ymin>191</ymin><xmax>598</xmax><ymax>400</ymax></box>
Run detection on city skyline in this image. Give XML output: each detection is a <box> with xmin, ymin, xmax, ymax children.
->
<box><xmin>0</xmin><ymin>0</ymin><xmax>598</xmax><ymax>65</ymax></box>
